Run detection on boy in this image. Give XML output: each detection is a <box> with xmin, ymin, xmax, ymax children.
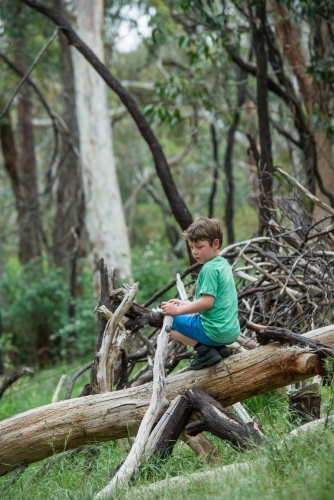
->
<box><xmin>161</xmin><ymin>217</ymin><xmax>240</xmax><ymax>370</ymax></box>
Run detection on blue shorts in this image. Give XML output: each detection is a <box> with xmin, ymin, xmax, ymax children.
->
<box><xmin>172</xmin><ymin>314</ymin><xmax>225</xmax><ymax>347</ymax></box>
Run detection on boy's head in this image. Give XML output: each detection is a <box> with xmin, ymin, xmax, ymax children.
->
<box><xmin>182</xmin><ymin>217</ymin><xmax>223</xmax><ymax>248</ymax></box>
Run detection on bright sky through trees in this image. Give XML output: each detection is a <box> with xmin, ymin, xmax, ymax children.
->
<box><xmin>116</xmin><ymin>5</ymin><xmax>153</xmax><ymax>52</ymax></box>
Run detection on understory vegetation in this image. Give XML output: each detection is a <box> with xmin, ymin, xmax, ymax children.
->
<box><xmin>1</xmin><ymin>1</ymin><xmax>334</xmax><ymax>498</ymax></box>
<box><xmin>0</xmin><ymin>364</ymin><xmax>333</xmax><ymax>500</ymax></box>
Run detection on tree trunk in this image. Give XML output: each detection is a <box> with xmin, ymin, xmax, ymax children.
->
<box><xmin>16</xmin><ymin>89</ymin><xmax>42</xmax><ymax>264</ymax></box>
<box><xmin>51</xmin><ymin>0</ymin><xmax>87</xmax><ymax>361</ymax></box>
<box><xmin>0</xmin><ymin>110</ymin><xmax>21</xmax><ymax>210</ymax></box>
<box><xmin>0</xmin><ymin>101</ymin><xmax>41</xmax><ymax>266</ymax></box>
<box><xmin>0</xmin><ymin>324</ymin><xmax>333</xmax><ymax>476</ymax></box>
<box><xmin>13</xmin><ymin>32</ymin><xmax>42</xmax><ymax>264</ymax></box>
<box><xmin>252</xmin><ymin>2</ymin><xmax>274</xmax><ymax>234</ymax></box>
<box><xmin>0</xmin><ymin>14</ymin><xmax>47</xmax><ymax>364</ymax></box>
<box><xmin>223</xmin><ymin>67</ymin><xmax>247</xmax><ymax>244</ymax></box>
<box><xmin>272</xmin><ymin>1</ymin><xmax>334</xmax><ymax>214</ymax></box>
<box><xmin>313</xmin><ymin>128</ymin><xmax>334</xmax><ymax>215</ymax></box>
<box><xmin>208</xmin><ymin>123</ymin><xmax>219</xmax><ymax>219</ymax></box>
<box><xmin>71</xmin><ymin>0</ymin><xmax>132</xmax><ymax>279</ymax></box>
<box><xmin>52</xmin><ymin>0</ymin><xmax>85</xmax><ymax>267</ymax></box>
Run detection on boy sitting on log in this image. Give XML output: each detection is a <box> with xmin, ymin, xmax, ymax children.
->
<box><xmin>162</xmin><ymin>217</ymin><xmax>240</xmax><ymax>370</ymax></box>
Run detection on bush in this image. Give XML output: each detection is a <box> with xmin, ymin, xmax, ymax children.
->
<box><xmin>0</xmin><ymin>258</ymin><xmax>96</xmax><ymax>365</ymax></box>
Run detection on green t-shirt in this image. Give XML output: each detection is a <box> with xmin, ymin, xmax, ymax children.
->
<box><xmin>196</xmin><ymin>256</ymin><xmax>240</xmax><ymax>343</ymax></box>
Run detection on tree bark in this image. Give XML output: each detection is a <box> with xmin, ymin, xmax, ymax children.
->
<box><xmin>95</xmin><ymin>314</ymin><xmax>173</xmax><ymax>498</ymax></box>
<box><xmin>185</xmin><ymin>387</ymin><xmax>262</xmax><ymax>448</ymax></box>
<box><xmin>14</xmin><ymin>31</ymin><xmax>42</xmax><ymax>264</ymax></box>
<box><xmin>0</xmin><ymin>81</ymin><xmax>42</xmax><ymax>265</ymax></box>
<box><xmin>252</xmin><ymin>2</ymin><xmax>274</xmax><ymax>233</ymax></box>
<box><xmin>71</xmin><ymin>0</ymin><xmax>132</xmax><ymax>279</ymax></box>
<box><xmin>52</xmin><ymin>0</ymin><xmax>85</xmax><ymax>268</ymax></box>
<box><xmin>0</xmin><ymin>110</ymin><xmax>21</xmax><ymax>211</ymax></box>
<box><xmin>223</xmin><ymin>67</ymin><xmax>247</xmax><ymax>244</ymax></box>
<box><xmin>0</xmin><ymin>324</ymin><xmax>333</xmax><ymax>476</ymax></box>
<box><xmin>208</xmin><ymin>123</ymin><xmax>219</xmax><ymax>219</ymax></box>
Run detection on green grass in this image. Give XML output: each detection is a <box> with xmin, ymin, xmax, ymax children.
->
<box><xmin>1</xmin><ymin>363</ymin><xmax>334</xmax><ymax>500</ymax></box>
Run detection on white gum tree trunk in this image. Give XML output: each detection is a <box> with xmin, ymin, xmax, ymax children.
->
<box><xmin>72</xmin><ymin>0</ymin><xmax>132</xmax><ymax>279</ymax></box>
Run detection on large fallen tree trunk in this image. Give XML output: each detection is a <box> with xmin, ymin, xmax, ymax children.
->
<box><xmin>0</xmin><ymin>325</ymin><xmax>333</xmax><ymax>476</ymax></box>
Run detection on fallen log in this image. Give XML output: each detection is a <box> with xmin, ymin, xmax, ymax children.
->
<box><xmin>0</xmin><ymin>324</ymin><xmax>333</xmax><ymax>476</ymax></box>
<box><xmin>145</xmin><ymin>395</ymin><xmax>191</xmax><ymax>460</ymax></box>
<box><xmin>247</xmin><ymin>321</ymin><xmax>334</xmax><ymax>358</ymax></box>
<box><xmin>185</xmin><ymin>387</ymin><xmax>262</xmax><ymax>448</ymax></box>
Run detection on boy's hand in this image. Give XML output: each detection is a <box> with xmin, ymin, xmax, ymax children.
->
<box><xmin>162</xmin><ymin>295</ymin><xmax>214</xmax><ymax>316</ymax></box>
<box><xmin>161</xmin><ymin>301</ymin><xmax>180</xmax><ymax>316</ymax></box>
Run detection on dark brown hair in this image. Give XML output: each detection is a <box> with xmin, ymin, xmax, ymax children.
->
<box><xmin>182</xmin><ymin>217</ymin><xmax>223</xmax><ymax>248</ymax></box>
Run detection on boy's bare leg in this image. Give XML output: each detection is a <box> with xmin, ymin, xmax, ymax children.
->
<box><xmin>170</xmin><ymin>330</ymin><xmax>197</xmax><ymax>347</ymax></box>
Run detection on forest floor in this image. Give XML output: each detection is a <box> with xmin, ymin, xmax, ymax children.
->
<box><xmin>0</xmin><ymin>361</ymin><xmax>334</xmax><ymax>500</ymax></box>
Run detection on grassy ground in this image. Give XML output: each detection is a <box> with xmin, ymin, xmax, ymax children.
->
<box><xmin>0</xmin><ymin>362</ymin><xmax>333</xmax><ymax>500</ymax></box>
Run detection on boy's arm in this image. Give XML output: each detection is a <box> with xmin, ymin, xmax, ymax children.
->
<box><xmin>161</xmin><ymin>295</ymin><xmax>214</xmax><ymax>316</ymax></box>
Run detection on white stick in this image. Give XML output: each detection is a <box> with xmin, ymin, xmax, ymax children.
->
<box><xmin>94</xmin><ymin>314</ymin><xmax>173</xmax><ymax>499</ymax></box>
<box><xmin>232</xmin><ymin>402</ymin><xmax>253</xmax><ymax>424</ymax></box>
<box><xmin>276</xmin><ymin>167</ymin><xmax>334</xmax><ymax>216</ymax></box>
<box><xmin>131</xmin><ymin>462</ymin><xmax>250</xmax><ymax>493</ymax></box>
<box><xmin>51</xmin><ymin>374</ymin><xmax>67</xmax><ymax>403</ymax></box>
<box><xmin>176</xmin><ymin>273</ymin><xmax>188</xmax><ymax>301</ymax></box>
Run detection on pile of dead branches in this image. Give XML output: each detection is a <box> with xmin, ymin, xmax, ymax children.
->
<box><xmin>102</xmin><ymin>212</ymin><xmax>334</xmax><ymax>391</ymax></box>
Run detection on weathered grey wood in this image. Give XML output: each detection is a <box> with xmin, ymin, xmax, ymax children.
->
<box><xmin>95</xmin><ymin>283</ymin><xmax>139</xmax><ymax>392</ymax></box>
<box><xmin>94</xmin><ymin>314</ymin><xmax>173</xmax><ymax>498</ymax></box>
<box><xmin>131</xmin><ymin>462</ymin><xmax>250</xmax><ymax>494</ymax></box>
<box><xmin>0</xmin><ymin>324</ymin><xmax>333</xmax><ymax>477</ymax></box>
<box><xmin>90</xmin><ymin>261</ymin><xmax>113</xmax><ymax>392</ymax></box>
<box><xmin>289</xmin><ymin>415</ymin><xmax>334</xmax><ymax>436</ymax></box>
<box><xmin>145</xmin><ymin>395</ymin><xmax>192</xmax><ymax>459</ymax></box>
<box><xmin>51</xmin><ymin>374</ymin><xmax>67</xmax><ymax>403</ymax></box>
<box><xmin>185</xmin><ymin>387</ymin><xmax>262</xmax><ymax>448</ymax></box>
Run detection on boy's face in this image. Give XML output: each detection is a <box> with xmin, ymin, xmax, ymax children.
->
<box><xmin>189</xmin><ymin>239</ymin><xmax>220</xmax><ymax>264</ymax></box>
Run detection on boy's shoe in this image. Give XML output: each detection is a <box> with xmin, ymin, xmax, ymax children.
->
<box><xmin>189</xmin><ymin>344</ymin><xmax>222</xmax><ymax>370</ymax></box>
<box><xmin>216</xmin><ymin>345</ymin><xmax>230</xmax><ymax>359</ymax></box>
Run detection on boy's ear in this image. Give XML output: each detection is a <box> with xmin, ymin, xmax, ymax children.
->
<box><xmin>212</xmin><ymin>238</ymin><xmax>220</xmax><ymax>249</ymax></box>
